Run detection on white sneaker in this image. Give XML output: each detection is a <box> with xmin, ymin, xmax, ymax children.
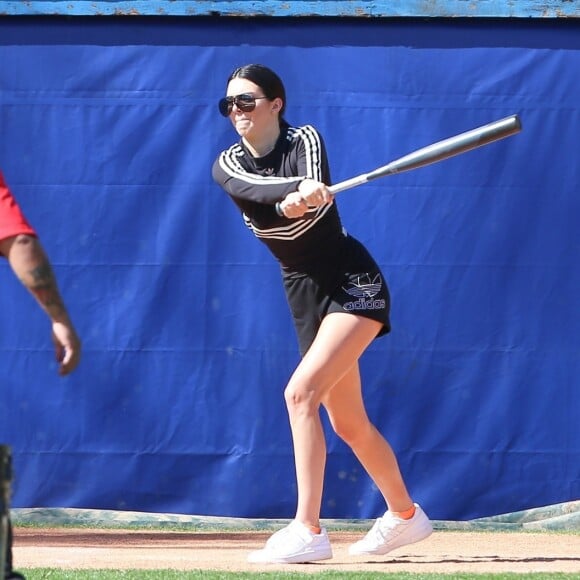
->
<box><xmin>247</xmin><ymin>520</ymin><xmax>333</xmax><ymax>564</ymax></box>
<box><xmin>349</xmin><ymin>503</ymin><xmax>433</xmax><ymax>556</ymax></box>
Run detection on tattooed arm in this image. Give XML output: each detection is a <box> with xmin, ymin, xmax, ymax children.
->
<box><xmin>0</xmin><ymin>233</ymin><xmax>81</xmax><ymax>375</ymax></box>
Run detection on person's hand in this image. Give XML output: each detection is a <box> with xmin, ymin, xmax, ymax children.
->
<box><xmin>51</xmin><ymin>321</ymin><xmax>81</xmax><ymax>376</ymax></box>
<box><xmin>297</xmin><ymin>179</ymin><xmax>334</xmax><ymax>208</ymax></box>
<box><xmin>278</xmin><ymin>180</ymin><xmax>334</xmax><ymax>218</ymax></box>
<box><xmin>278</xmin><ymin>191</ymin><xmax>310</xmax><ymax>218</ymax></box>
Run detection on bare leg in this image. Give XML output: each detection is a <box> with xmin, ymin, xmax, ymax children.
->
<box><xmin>284</xmin><ymin>312</ymin><xmax>391</xmax><ymax>528</ymax></box>
<box><xmin>322</xmin><ymin>364</ymin><xmax>413</xmax><ymax>512</ymax></box>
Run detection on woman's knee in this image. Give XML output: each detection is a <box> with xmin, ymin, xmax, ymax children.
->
<box><xmin>284</xmin><ymin>380</ymin><xmax>320</xmax><ymax>417</ymax></box>
<box><xmin>333</xmin><ymin>417</ymin><xmax>374</xmax><ymax>447</ymax></box>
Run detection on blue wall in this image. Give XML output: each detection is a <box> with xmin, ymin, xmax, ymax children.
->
<box><xmin>0</xmin><ymin>17</ymin><xmax>578</xmax><ymax>520</ymax></box>
<box><xmin>2</xmin><ymin>0</ymin><xmax>579</xmax><ymax>17</ymax></box>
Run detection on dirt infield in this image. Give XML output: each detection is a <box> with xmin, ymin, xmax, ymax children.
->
<box><xmin>13</xmin><ymin>527</ymin><xmax>580</xmax><ymax>574</ymax></box>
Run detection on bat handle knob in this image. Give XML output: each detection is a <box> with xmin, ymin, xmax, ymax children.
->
<box><xmin>275</xmin><ymin>202</ymin><xmax>284</xmax><ymax>217</ymax></box>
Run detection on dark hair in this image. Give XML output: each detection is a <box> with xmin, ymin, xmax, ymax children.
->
<box><xmin>228</xmin><ymin>64</ymin><xmax>286</xmax><ymax>120</ymax></box>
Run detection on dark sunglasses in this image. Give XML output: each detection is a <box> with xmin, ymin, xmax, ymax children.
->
<box><xmin>218</xmin><ymin>93</ymin><xmax>269</xmax><ymax>117</ymax></box>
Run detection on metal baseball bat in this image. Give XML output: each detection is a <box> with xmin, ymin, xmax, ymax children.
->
<box><xmin>275</xmin><ymin>115</ymin><xmax>521</xmax><ymax>215</ymax></box>
<box><xmin>329</xmin><ymin>114</ymin><xmax>522</xmax><ymax>194</ymax></box>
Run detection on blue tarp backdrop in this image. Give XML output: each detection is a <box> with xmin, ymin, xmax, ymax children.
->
<box><xmin>0</xmin><ymin>17</ymin><xmax>578</xmax><ymax>521</ymax></box>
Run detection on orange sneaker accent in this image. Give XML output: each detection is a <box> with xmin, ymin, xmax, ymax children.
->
<box><xmin>392</xmin><ymin>505</ymin><xmax>416</xmax><ymax>520</ymax></box>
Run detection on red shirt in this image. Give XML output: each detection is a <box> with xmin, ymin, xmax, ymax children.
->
<box><xmin>0</xmin><ymin>170</ymin><xmax>37</xmax><ymax>246</ymax></box>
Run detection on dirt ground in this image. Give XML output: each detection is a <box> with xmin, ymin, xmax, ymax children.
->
<box><xmin>13</xmin><ymin>527</ymin><xmax>580</xmax><ymax>575</ymax></box>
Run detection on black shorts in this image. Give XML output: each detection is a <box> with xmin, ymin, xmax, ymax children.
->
<box><xmin>282</xmin><ymin>234</ymin><xmax>391</xmax><ymax>356</ymax></box>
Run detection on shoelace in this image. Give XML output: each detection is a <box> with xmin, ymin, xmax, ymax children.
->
<box><xmin>266</xmin><ymin>522</ymin><xmax>310</xmax><ymax>549</ymax></box>
<box><xmin>369</xmin><ymin>514</ymin><xmax>404</xmax><ymax>542</ymax></box>
<box><xmin>266</xmin><ymin>526</ymin><xmax>292</xmax><ymax>548</ymax></box>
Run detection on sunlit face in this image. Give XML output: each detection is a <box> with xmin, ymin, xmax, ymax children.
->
<box><xmin>225</xmin><ymin>77</ymin><xmax>280</xmax><ymax>141</ymax></box>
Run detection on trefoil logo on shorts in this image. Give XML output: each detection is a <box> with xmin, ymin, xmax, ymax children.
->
<box><xmin>342</xmin><ymin>273</ymin><xmax>386</xmax><ymax>311</ymax></box>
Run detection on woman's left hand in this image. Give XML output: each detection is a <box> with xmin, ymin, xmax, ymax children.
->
<box><xmin>278</xmin><ymin>191</ymin><xmax>310</xmax><ymax>218</ymax></box>
<box><xmin>298</xmin><ymin>179</ymin><xmax>334</xmax><ymax>208</ymax></box>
